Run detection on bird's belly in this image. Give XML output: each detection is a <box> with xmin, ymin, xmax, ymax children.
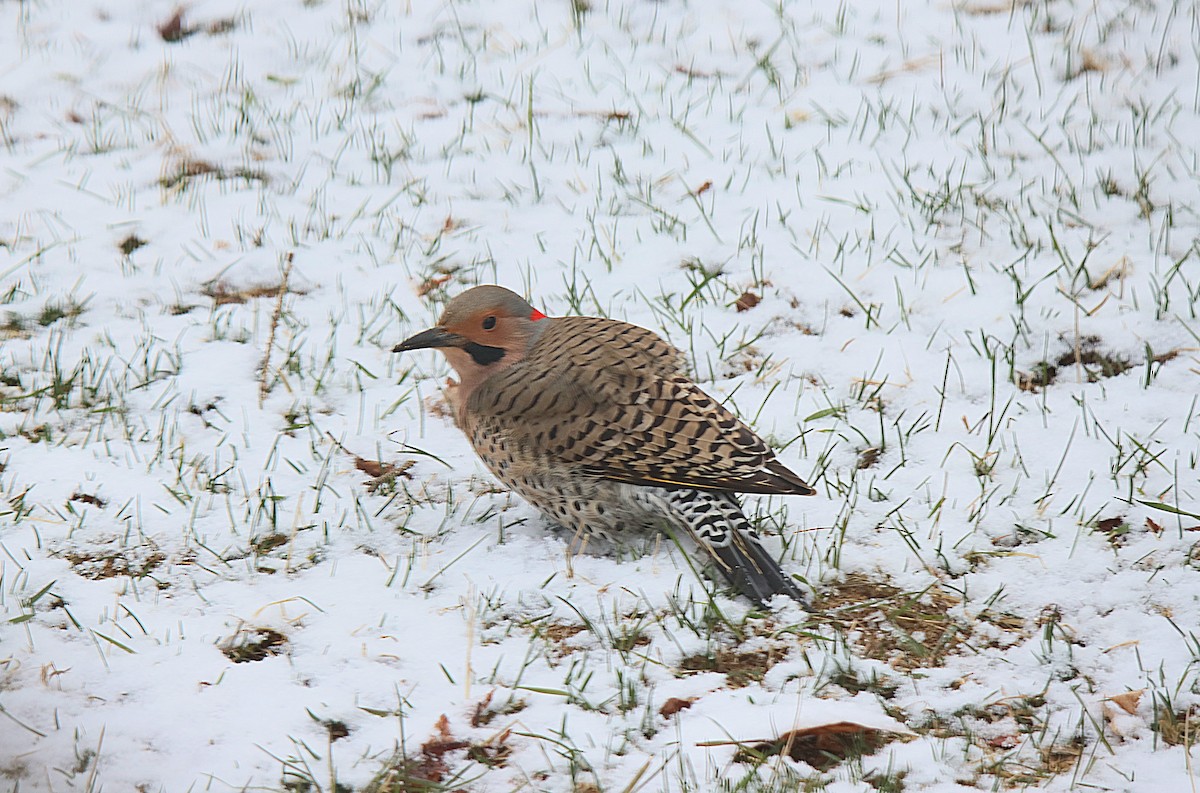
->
<box><xmin>489</xmin><ymin>465</ymin><xmax>666</xmax><ymax>542</ymax></box>
<box><xmin>467</xmin><ymin>425</ymin><xmax>673</xmax><ymax>540</ymax></box>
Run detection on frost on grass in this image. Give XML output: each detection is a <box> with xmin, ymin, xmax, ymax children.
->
<box><xmin>1</xmin><ymin>0</ymin><xmax>1200</xmax><ymax>791</ymax></box>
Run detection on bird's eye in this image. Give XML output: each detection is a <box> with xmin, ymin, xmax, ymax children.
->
<box><xmin>482</xmin><ymin>316</ymin><xmax>497</xmax><ymax>330</ymax></box>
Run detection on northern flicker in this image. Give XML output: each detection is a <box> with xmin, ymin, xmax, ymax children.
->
<box><xmin>393</xmin><ymin>285</ymin><xmax>816</xmax><ymax>606</ymax></box>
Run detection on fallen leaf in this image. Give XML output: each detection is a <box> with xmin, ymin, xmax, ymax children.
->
<box><xmin>471</xmin><ymin>691</ymin><xmax>495</xmax><ymax>728</ymax></box>
<box><xmin>69</xmin><ymin>492</ymin><xmax>106</xmax><ymax>508</ymax></box>
<box><xmin>659</xmin><ymin>697</ymin><xmax>697</xmax><ymax>718</ymax></box>
<box><xmin>354</xmin><ymin>457</ymin><xmax>413</xmax><ymax>480</ymax></box>
<box><xmin>716</xmin><ymin>721</ymin><xmax>895</xmax><ymax>770</ymax></box>
<box><xmin>417</xmin><ymin>274</ymin><xmax>453</xmax><ymax>296</ymax></box>
<box><xmin>158</xmin><ymin>8</ymin><xmax>190</xmax><ymax>42</ymax></box>
<box><xmin>416</xmin><ymin>714</ymin><xmax>469</xmax><ymax>783</ymax></box>
<box><xmin>734</xmin><ymin>291</ymin><xmax>761</xmax><ymax>312</ymax></box>
<box><xmin>1106</xmin><ymin>689</ymin><xmax>1143</xmax><ymax>715</ymax></box>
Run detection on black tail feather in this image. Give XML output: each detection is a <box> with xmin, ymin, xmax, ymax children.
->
<box><xmin>657</xmin><ymin>488</ymin><xmax>809</xmax><ymax>608</ymax></box>
<box><xmin>708</xmin><ymin>531</ymin><xmax>810</xmax><ymax>608</ymax></box>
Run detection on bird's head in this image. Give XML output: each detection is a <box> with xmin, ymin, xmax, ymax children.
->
<box><xmin>393</xmin><ymin>285</ymin><xmax>549</xmax><ymax>384</ymax></box>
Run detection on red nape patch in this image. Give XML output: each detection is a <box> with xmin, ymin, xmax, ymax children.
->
<box><xmin>530</xmin><ymin>309</ymin><xmax>547</xmax><ymax>321</ymax></box>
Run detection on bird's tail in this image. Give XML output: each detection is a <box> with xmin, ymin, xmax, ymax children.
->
<box><xmin>663</xmin><ymin>490</ymin><xmax>809</xmax><ymax>608</ymax></box>
<box><xmin>709</xmin><ymin>529</ymin><xmax>810</xmax><ymax>607</ymax></box>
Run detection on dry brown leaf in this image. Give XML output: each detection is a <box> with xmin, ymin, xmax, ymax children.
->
<box><xmin>1107</xmin><ymin>689</ymin><xmax>1143</xmax><ymax>715</ymax></box>
<box><xmin>471</xmin><ymin>690</ymin><xmax>495</xmax><ymax>728</ymax></box>
<box><xmin>416</xmin><ymin>714</ymin><xmax>469</xmax><ymax>783</ymax></box>
<box><xmin>416</xmin><ymin>274</ymin><xmax>453</xmax><ymax>297</ymax></box>
<box><xmin>710</xmin><ymin>721</ymin><xmax>896</xmax><ymax>770</ymax></box>
<box><xmin>734</xmin><ymin>291</ymin><xmax>761</xmax><ymax>312</ymax></box>
<box><xmin>158</xmin><ymin>8</ymin><xmax>188</xmax><ymax>42</ymax></box>
<box><xmin>659</xmin><ymin>697</ymin><xmax>697</xmax><ymax>718</ymax></box>
<box><xmin>354</xmin><ymin>457</ymin><xmax>388</xmax><ymax>478</ymax></box>
<box><xmin>354</xmin><ymin>457</ymin><xmax>414</xmax><ymax>480</ymax></box>
<box><xmin>69</xmin><ymin>492</ymin><xmax>106</xmax><ymax>508</ymax></box>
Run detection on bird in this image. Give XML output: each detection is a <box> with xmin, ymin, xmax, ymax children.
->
<box><xmin>393</xmin><ymin>285</ymin><xmax>816</xmax><ymax>606</ymax></box>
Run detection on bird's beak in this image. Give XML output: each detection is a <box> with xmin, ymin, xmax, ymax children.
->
<box><xmin>392</xmin><ymin>327</ymin><xmax>464</xmax><ymax>353</ymax></box>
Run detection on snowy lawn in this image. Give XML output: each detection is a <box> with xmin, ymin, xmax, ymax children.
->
<box><xmin>1</xmin><ymin>0</ymin><xmax>1199</xmax><ymax>790</ymax></box>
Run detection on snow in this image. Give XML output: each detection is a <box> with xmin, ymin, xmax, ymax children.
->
<box><xmin>1</xmin><ymin>0</ymin><xmax>1199</xmax><ymax>790</ymax></box>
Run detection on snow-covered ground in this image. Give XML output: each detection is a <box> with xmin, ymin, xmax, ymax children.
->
<box><xmin>2</xmin><ymin>0</ymin><xmax>1198</xmax><ymax>790</ymax></box>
